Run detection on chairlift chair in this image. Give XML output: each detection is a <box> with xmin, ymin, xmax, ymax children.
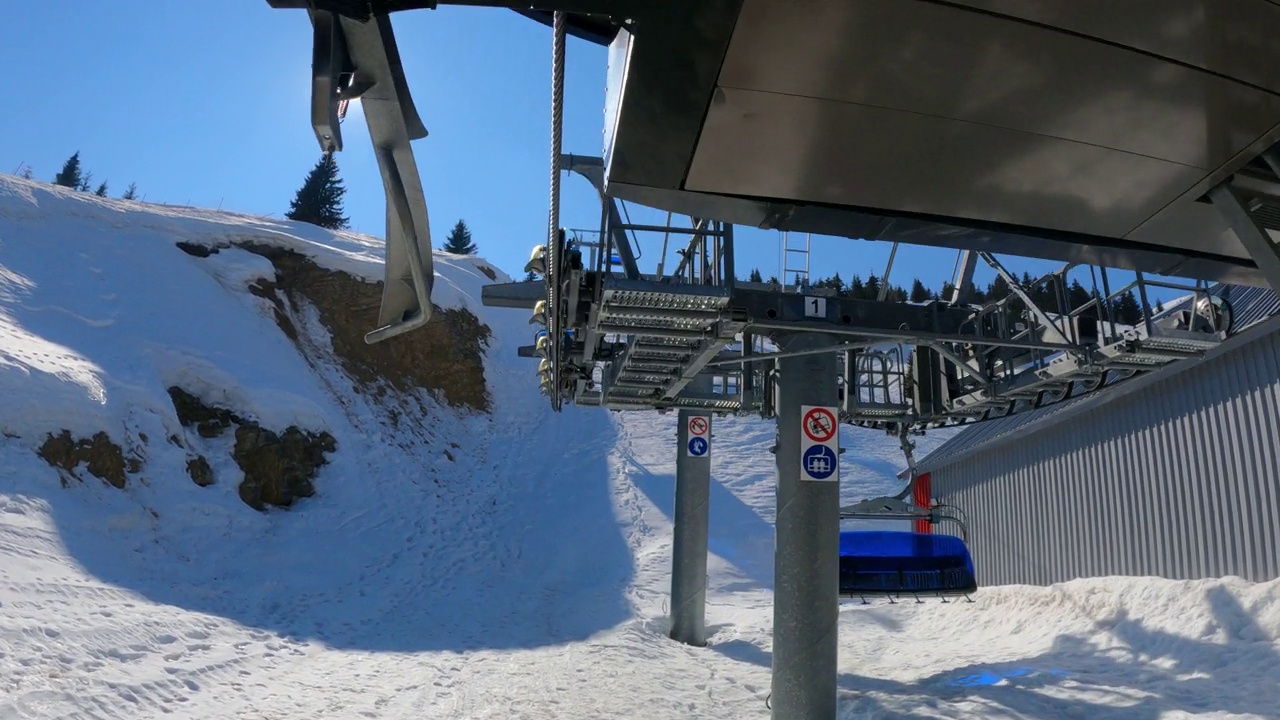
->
<box><xmin>837</xmin><ymin>530</ymin><xmax>977</xmax><ymax>602</ymax></box>
<box><xmin>837</xmin><ymin>425</ymin><xmax>979</xmax><ymax>603</ymax></box>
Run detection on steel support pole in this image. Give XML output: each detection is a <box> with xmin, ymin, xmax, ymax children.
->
<box><xmin>670</xmin><ymin>408</ymin><xmax>712</xmax><ymax>646</ymax></box>
<box><xmin>772</xmin><ymin>333</ymin><xmax>840</xmax><ymax>720</ymax></box>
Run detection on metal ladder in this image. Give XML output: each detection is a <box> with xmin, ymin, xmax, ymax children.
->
<box><xmin>780</xmin><ymin>231</ymin><xmax>812</xmax><ymax>288</ymax></box>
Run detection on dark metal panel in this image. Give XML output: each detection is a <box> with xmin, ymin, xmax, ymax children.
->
<box><xmin>1123</xmin><ymin>198</ymin><xmax>1246</xmax><ymax>259</ymax></box>
<box><xmin>720</xmin><ymin>0</ymin><xmax>1280</xmax><ymax>169</ymax></box>
<box><xmin>947</xmin><ymin>0</ymin><xmax>1280</xmax><ymax>95</ymax></box>
<box><xmin>600</xmin><ymin>0</ymin><xmax>743</xmax><ymax>190</ymax></box>
<box><xmin>607</xmin><ymin>180</ymin><xmax>1267</xmax><ymax>285</ymax></box>
<box><xmin>686</xmin><ymin>87</ymin><xmax>1205</xmax><ymax>238</ymax></box>
<box><xmin>1126</xmin><ymin>119</ymin><xmax>1280</xmax><ymax>258</ymax></box>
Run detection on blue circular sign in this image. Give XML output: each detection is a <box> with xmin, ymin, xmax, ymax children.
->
<box><xmin>802</xmin><ymin>445</ymin><xmax>837</xmax><ymax>480</ymax></box>
<box><xmin>688</xmin><ymin>437</ymin><xmax>708</xmax><ymax>457</ymax></box>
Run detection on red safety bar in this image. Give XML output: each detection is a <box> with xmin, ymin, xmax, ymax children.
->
<box><xmin>912</xmin><ymin>472</ymin><xmax>932</xmax><ymax>534</ymax></box>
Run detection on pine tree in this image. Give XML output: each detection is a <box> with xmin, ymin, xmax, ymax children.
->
<box><xmin>828</xmin><ymin>271</ymin><xmax>845</xmax><ymax>294</ymax></box>
<box><xmin>1020</xmin><ymin>272</ymin><xmax>1046</xmax><ymax>310</ymax></box>
<box><xmin>441</xmin><ymin>219</ymin><xmax>477</xmax><ymax>255</ymax></box>
<box><xmin>285</xmin><ymin>154</ymin><xmax>350</xmax><ymax>230</ymax></box>
<box><xmin>748</xmin><ymin>268</ymin><xmax>763</xmax><ymax>283</ymax></box>
<box><xmin>987</xmin><ymin>274</ymin><xmax>1011</xmax><ymax>301</ymax></box>
<box><xmin>94</xmin><ymin>181</ymin><xmax>108</xmax><ymax>197</ymax></box>
<box><xmin>865</xmin><ymin>273</ymin><xmax>882</xmax><ymax>300</ymax></box>
<box><xmin>77</xmin><ymin>171</ymin><xmax>93</xmax><ymax>193</ymax></box>
<box><xmin>1067</xmin><ymin>279</ymin><xmax>1092</xmax><ymax>311</ymax></box>
<box><xmin>1155</xmin><ymin>298</ymin><xmax>1165</xmax><ymax>314</ymax></box>
<box><xmin>523</xmin><ymin>269</ymin><xmax>537</xmax><ymax>281</ymax></box>
<box><xmin>1113</xmin><ymin>290</ymin><xmax>1142</xmax><ymax>325</ymax></box>
<box><xmin>849</xmin><ymin>275</ymin><xmax>865</xmax><ymax>299</ymax></box>
<box><xmin>122</xmin><ymin>182</ymin><xmax>138</xmax><ymax>200</ymax></box>
<box><xmin>54</xmin><ymin>152</ymin><xmax>84</xmax><ymax>188</ymax></box>
<box><xmin>909</xmin><ymin>278</ymin><xmax>931</xmax><ymax>303</ymax></box>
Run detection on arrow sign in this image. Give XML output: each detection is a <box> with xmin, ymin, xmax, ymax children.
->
<box><xmin>687</xmin><ymin>436</ymin><xmax>708</xmax><ymax>457</ymax></box>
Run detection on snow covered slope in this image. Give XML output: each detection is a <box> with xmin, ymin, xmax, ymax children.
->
<box><xmin>1</xmin><ymin>174</ymin><xmax>1278</xmax><ymax>719</ymax></box>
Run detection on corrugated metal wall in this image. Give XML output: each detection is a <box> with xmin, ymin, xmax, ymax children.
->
<box><xmin>931</xmin><ymin>326</ymin><xmax>1280</xmax><ymax>586</ymax></box>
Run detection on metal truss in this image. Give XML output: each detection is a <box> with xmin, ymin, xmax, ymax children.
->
<box><xmin>483</xmin><ymin>155</ymin><xmax>1247</xmax><ymax>432</ymax></box>
<box><xmin>271</xmin><ymin>5</ymin><xmax>1263</xmax><ymax>416</ymax></box>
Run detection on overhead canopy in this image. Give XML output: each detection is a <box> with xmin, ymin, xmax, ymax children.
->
<box><xmin>599</xmin><ymin>0</ymin><xmax>1280</xmax><ymax>286</ymax></box>
<box><xmin>275</xmin><ymin>0</ymin><xmax>1280</xmax><ymax>286</ymax></box>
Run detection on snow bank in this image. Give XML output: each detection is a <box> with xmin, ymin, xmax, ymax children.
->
<box><xmin>0</xmin><ymin>174</ymin><xmax>505</xmax><ymax>444</ymax></box>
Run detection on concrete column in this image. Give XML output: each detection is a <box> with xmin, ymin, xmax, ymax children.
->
<box><xmin>772</xmin><ymin>333</ymin><xmax>840</xmax><ymax>720</ymax></box>
<box><xmin>670</xmin><ymin>408</ymin><xmax>712</xmax><ymax>646</ymax></box>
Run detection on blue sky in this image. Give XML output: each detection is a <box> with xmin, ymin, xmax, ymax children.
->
<box><xmin>1</xmin><ymin>1</ymin><xmax>1179</xmax><ymax>302</ymax></box>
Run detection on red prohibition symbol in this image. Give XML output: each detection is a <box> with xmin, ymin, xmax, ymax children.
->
<box><xmin>802</xmin><ymin>407</ymin><xmax>837</xmax><ymax>443</ymax></box>
<box><xmin>688</xmin><ymin>417</ymin><xmax>709</xmax><ymax>436</ymax></box>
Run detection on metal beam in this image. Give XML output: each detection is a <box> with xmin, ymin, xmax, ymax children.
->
<box><xmin>771</xmin><ymin>333</ymin><xmax>840</xmax><ymax>720</ymax></box>
<box><xmin>663</xmin><ymin>337</ymin><xmax>734</xmax><ymax>399</ymax></box>
<box><xmin>670</xmin><ymin>408</ymin><xmax>712</xmax><ymax>646</ymax></box>
<box><xmin>877</xmin><ymin>241</ymin><xmax>899</xmax><ymax>302</ymax></box>
<box><xmin>562</xmin><ymin>154</ymin><xmax>641</xmax><ymax>280</ymax></box>
<box><xmin>702</xmin><ymin>340</ymin><xmax>883</xmax><ymax>368</ymax></box>
<box><xmin>926</xmin><ymin>342</ymin><xmax>990</xmax><ymax>385</ymax></box>
<box><xmin>747</xmin><ymin>321</ymin><xmax>1083</xmax><ymax>353</ymax></box>
<box><xmin>480</xmin><ymin>280</ymin><xmax>546</xmax><ymax>308</ymax></box>
<box><xmin>1208</xmin><ymin>182</ymin><xmax>1280</xmax><ymax>293</ymax></box>
<box><xmin>947</xmin><ymin>250</ymin><xmax>977</xmax><ymax>305</ymax></box>
<box><xmin>978</xmin><ymin>252</ymin><xmax>1072</xmax><ymax>346</ymax></box>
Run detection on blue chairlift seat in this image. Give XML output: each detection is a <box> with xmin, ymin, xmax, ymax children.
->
<box><xmin>838</xmin><ymin>530</ymin><xmax>977</xmax><ymax>598</ymax></box>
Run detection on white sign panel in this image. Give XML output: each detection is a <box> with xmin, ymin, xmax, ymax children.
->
<box><xmin>799</xmin><ymin>405</ymin><xmax>839</xmax><ymax>482</ymax></box>
<box><xmin>804</xmin><ymin>296</ymin><xmax>827</xmax><ymax>318</ymax></box>
<box><xmin>686</xmin><ymin>415</ymin><xmax>710</xmax><ymax>457</ymax></box>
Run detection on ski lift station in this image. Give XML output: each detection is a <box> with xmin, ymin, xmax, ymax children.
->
<box><xmin>915</xmin><ymin>283</ymin><xmax>1280</xmax><ymax>587</ymax></box>
<box><xmin>266</xmin><ymin>2</ymin><xmax>1280</xmax><ymax>718</ymax></box>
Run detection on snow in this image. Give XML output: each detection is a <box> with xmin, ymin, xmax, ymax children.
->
<box><xmin>1</xmin><ymin>173</ymin><xmax>1278</xmax><ymax>719</ymax></box>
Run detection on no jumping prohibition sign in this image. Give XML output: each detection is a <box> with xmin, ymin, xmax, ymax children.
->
<box><xmin>688</xmin><ymin>416</ymin><xmax>709</xmax><ymax>437</ymax></box>
<box><xmin>802</xmin><ymin>407</ymin><xmax>836</xmax><ymax>443</ymax></box>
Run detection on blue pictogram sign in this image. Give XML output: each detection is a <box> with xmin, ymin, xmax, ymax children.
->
<box><xmin>802</xmin><ymin>445</ymin><xmax>837</xmax><ymax>480</ymax></box>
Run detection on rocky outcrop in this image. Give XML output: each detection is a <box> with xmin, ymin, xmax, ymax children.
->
<box><xmin>167</xmin><ymin>386</ymin><xmax>336</xmax><ymax>511</ymax></box>
<box><xmin>37</xmin><ymin>430</ymin><xmax>130</xmax><ymax>489</ymax></box>
<box><xmin>233</xmin><ymin>424</ymin><xmax>336</xmax><ymax>511</ymax></box>
<box><xmin>186</xmin><ymin>455</ymin><xmax>214</xmax><ymax>487</ymax></box>
<box><xmin>168</xmin><ymin>387</ymin><xmax>242</xmax><ymax>438</ymax></box>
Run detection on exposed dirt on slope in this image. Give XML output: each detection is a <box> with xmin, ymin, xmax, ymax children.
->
<box><xmin>236</xmin><ymin>242</ymin><xmax>491</xmax><ymax>412</ymax></box>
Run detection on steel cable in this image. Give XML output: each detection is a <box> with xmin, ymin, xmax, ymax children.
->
<box><xmin>546</xmin><ymin>11</ymin><xmax>566</xmax><ymax>410</ymax></box>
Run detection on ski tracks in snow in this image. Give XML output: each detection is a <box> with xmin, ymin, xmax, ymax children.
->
<box><xmin>0</xmin><ymin>542</ymin><xmax>309</xmax><ymax>720</ymax></box>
